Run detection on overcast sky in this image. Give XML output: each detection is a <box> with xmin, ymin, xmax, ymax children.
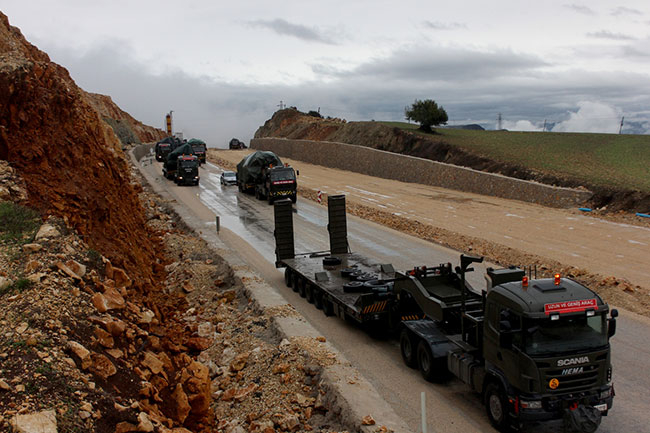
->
<box><xmin>2</xmin><ymin>1</ymin><xmax>650</xmax><ymax>146</ymax></box>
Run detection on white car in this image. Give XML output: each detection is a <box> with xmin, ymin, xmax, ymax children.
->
<box><xmin>220</xmin><ymin>171</ymin><xmax>237</xmax><ymax>185</ymax></box>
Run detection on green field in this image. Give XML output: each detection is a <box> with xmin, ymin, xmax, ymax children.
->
<box><xmin>380</xmin><ymin>122</ymin><xmax>650</xmax><ymax>192</ymax></box>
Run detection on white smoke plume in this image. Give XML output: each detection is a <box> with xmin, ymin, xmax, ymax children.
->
<box><xmin>552</xmin><ymin>101</ymin><xmax>623</xmax><ymax>133</ymax></box>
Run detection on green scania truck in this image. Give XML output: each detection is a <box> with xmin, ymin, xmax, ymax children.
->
<box><xmin>273</xmin><ymin>195</ymin><xmax>617</xmax><ymax>432</ymax></box>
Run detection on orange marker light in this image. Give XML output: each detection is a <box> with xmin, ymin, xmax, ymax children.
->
<box><xmin>522</xmin><ymin>276</ymin><xmax>529</xmax><ymax>288</ymax></box>
<box><xmin>554</xmin><ymin>273</ymin><xmax>561</xmax><ymax>285</ymax></box>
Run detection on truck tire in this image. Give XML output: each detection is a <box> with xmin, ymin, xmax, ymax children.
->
<box><xmin>485</xmin><ymin>382</ymin><xmax>509</xmax><ymax>432</ymax></box>
<box><xmin>268</xmin><ymin>195</ymin><xmax>274</xmax><ymax>205</ymax></box>
<box><xmin>417</xmin><ymin>340</ymin><xmax>443</xmax><ymax>382</ymax></box>
<box><xmin>305</xmin><ymin>284</ymin><xmax>315</xmax><ymax>304</ymax></box>
<box><xmin>291</xmin><ymin>273</ymin><xmax>300</xmax><ymax>293</ymax></box>
<box><xmin>291</xmin><ymin>194</ymin><xmax>297</xmax><ymax>203</ymax></box>
<box><xmin>322</xmin><ymin>298</ymin><xmax>334</xmax><ymax>316</ymax></box>
<box><xmin>343</xmin><ymin>281</ymin><xmax>365</xmax><ymax>293</ymax></box>
<box><xmin>400</xmin><ymin>329</ymin><xmax>418</xmax><ymax>369</ymax></box>
<box><xmin>284</xmin><ymin>268</ymin><xmax>292</xmax><ymax>288</ymax></box>
<box><xmin>314</xmin><ymin>291</ymin><xmax>323</xmax><ymax>309</ymax></box>
<box><xmin>298</xmin><ymin>277</ymin><xmax>307</xmax><ymax>298</ymax></box>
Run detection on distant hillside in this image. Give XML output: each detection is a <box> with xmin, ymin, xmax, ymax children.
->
<box><xmin>255</xmin><ymin>109</ymin><xmax>650</xmax><ymax>213</ymax></box>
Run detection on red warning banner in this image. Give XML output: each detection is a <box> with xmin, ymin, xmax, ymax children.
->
<box><xmin>544</xmin><ymin>299</ymin><xmax>598</xmax><ymax>315</ymax></box>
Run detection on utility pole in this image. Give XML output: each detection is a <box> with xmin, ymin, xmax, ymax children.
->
<box><xmin>619</xmin><ymin>116</ymin><xmax>625</xmax><ymax>134</ymax></box>
<box><xmin>497</xmin><ymin>113</ymin><xmax>502</xmax><ymax>130</ymax></box>
<box><xmin>277</xmin><ymin>100</ymin><xmax>285</xmax><ymax>110</ymax></box>
<box><xmin>542</xmin><ymin>119</ymin><xmax>547</xmax><ymax>132</ymax></box>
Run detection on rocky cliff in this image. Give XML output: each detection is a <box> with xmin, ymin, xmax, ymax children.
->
<box><xmin>85</xmin><ymin>92</ymin><xmax>165</xmax><ymax>147</ymax></box>
<box><xmin>0</xmin><ymin>12</ymin><xmax>159</xmax><ymax>284</ymax></box>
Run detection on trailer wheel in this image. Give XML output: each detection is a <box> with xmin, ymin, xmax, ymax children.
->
<box><xmin>417</xmin><ymin>341</ymin><xmax>438</xmax><ymax>382</ymax></box>
<box><xmin>298</xmin><ymin>278</ymin><xmax>307</xmax><ymax>298</ymax></box>
<box><xmin>400</xmin><ymin>329</ymin><xmax>418</xmax><ymax>369</ymax></box>
<box><xmin>322</xmin><ymin>297</ymin><xmax>334</xmax><ymax>316</ymax></box>
<box><xmin>305</xmin><ymin>284</ymin><xmax>315</xmax><ymax>304</ymax></box>
<box><xmin>291</xmin><ymin>194</ymin><xmax>297</xmax><ymax>203</ymax></box>
<box><xmin>485</xmin><ymin>382</ymin><xmax>508</xmax><ymax>431</ymax></box>
<box><xmin>284</xmin><ymin>268</ymin><xmax>292</xmax><ymax>288</ymax></box>
<box><xmin>291</xmin><ymin>273</ymin><xmax>300</xmax><ymax>293</ymax></box>
<box><xmin>314</xmin><ymin>291</ymin><xmax>323</xmax><ymax>309</ymax></box>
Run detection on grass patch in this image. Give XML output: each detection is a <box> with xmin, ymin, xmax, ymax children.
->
<box><xmin>0</xmin><ymin>277</ymin><xmax>34</xmax><ymax>296</ymax></box>
<box><xmin>381</xmin><ymin>122</ymin><xmax>650</xmax><ymax>192</ymax></box>
<box><xmin>0</xmin><ymin>202</ymin><xmax>40</xmax><ymax>244</ymax></box>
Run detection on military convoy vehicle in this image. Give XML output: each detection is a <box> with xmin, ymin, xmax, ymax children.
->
<box><xmin>273</xmin><ymin>195</ymin><xmax>617</xmax><ymax>433</ymax></box>
<box><xmin>236</xmin><ymin>151</ymin><xmax>297</xmax><ymax>204</ymax></box>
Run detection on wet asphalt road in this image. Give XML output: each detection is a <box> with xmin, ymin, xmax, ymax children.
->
<box><xmin>141</xmin><ymin>156</ymin><xmax>650</xmax><ymax>433</ymax></box>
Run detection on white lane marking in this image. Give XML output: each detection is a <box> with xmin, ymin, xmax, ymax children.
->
<box><xmin>505</xmin><ymin>213</ymin><xmax>525</xmax><ymax>218</ymax></box>
<box><xmin>628</xmin><ymin>239</ymin><xmax>647</xmax><ymax>246</ymax></box>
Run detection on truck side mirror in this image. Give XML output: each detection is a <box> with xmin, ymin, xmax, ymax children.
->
<box><xmin>608</xmin><ymin>309</ymin><xmax>618</xmax><ymax>338</ymax></box>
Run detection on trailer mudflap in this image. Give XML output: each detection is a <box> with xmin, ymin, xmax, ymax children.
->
<box><xmin>402</xmin><ymin>319</ymin><xmax>454</xmax><ymax>359</ymax></box>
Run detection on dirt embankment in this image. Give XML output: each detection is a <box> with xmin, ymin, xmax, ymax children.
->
<box><xmin>255</xmin><ymin>109</ymin><xmax>650</xmax><ymax>213</ymax></box>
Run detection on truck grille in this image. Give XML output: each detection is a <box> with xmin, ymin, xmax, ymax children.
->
<box><xmin>544</xmin><ymin>364</ymin><xmax>599</xmax><ymax>392</ymax></box>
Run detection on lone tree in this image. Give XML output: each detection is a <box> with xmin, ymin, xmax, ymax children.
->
<box><xmin>405</xmin><ymin>99</ymin><xmax>448</xmax><ymax>133</ymax></box>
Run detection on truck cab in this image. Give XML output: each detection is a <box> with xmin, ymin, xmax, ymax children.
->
<box><xmin>174</xmin><ymin>155</ymin><xmax>200</xmax><ymax>186</ymax></box>
<box><xmin>155</xmin><ymin>142</ymin><xmax>172</xmax><ymax>161</ymax></box>
<box><xmin>481</xmin><ymin>272</ymin><xmax>616</xmax><ymax>432</ymax></box>
<box><xmin>189</xmin><ymin>139</ymin><xmax>207</xmax><ymax>164</ymax></box>
<box><xmin>256</xmin><ymin>165</ymin><xmax>297</xmax><ymax>204</ymax></box>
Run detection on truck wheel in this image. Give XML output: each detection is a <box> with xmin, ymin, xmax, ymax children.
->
<box><xmin>268</xmin><ymin>195</ymin><xmax>274</xmax><ymax>205</ymax></box>
<box><xmin>284</xmin><ymin>268</ymin><xmax>292</xmax><ymax>288</ymax></box>
<box><xmin>291</xmin><ymin>273</ymin><xmax>300</xmax><ymax>293</ymax></box>
<box><xmin>485</xmin><ymin>382</ymin><xmax>509</xmax><ymax>431</ymax></box>
<box><xmin>314</xmin><ymin>291</ymin><xmax>323</xmax><ymax>309</ymax></box>
<box><xmin>400</xmin><ymin>329</ymin><xmax>418</xmax><ymax>369</ymax></box>
<box><xmin>305</xmin><ymin>284</ymin><xmax>315</xmax><ymax>304</ymax></box>
<box><xmin>322</xmin><ymin>298</ymin><xmax>334</xmax><ymax>316</ymax></box>
<box><xmin>298</xmin><ymin>278</ymin><xmax>307</xmax><ymax>298</ymax></box>
<box><xmin>291</xmin><ymin>195</ymin><xmax>297</xmax><ymax>203</ymax></box>
<box><xmin>255</xmin><ymin>189</ymin><xmax>260</xmax><ymax>200</ymax></box>
<box><xmin>417</xmin><ymin>341</ymin><xmax>437</xmax><ymax>381</ymax></box>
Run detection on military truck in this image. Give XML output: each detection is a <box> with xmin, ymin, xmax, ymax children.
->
<box><xmin>229</xmin><ymin>138</ymin><xmax>246</xmax><ymax>149</ymax></box>
<box><xmin>273</xmin><ymin>196</ymin><xmax>617</xmax><ymax>433</ymax></box>
<box><xmin>188</xmin><ymin>138</ymin><xmax>207</xmax><ymax>164</ymax></box>
<box><xmin>162</xmin><ymin>143</ymin><xmax>195</xmax><ymax>181</ymax></box>
<box><xmin>254</xmin><ymin>164</ymin><xmax>297</xmax><ymax>204</ymax></box>
<box><xmin>156</xmin><ymin>136</ymin><xmax>182</xmax><ymax>157</ymax></box>
<box><xmin>174</xmin><ymin>155</ymin><xmax>200</xmax><ymax>186</ymax></box>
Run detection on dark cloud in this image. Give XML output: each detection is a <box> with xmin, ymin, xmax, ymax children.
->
<box><xmin>563</xmin><ymin>4</ymin><xmax>596</xmax><ymax>15</ymax></box>
<box><xmin>422</xmin><ymin>21</ymin><xmax>466</xmax><ymax>30</ymax></box>
<box><xmin>587</xmin><ymin>30</ymin><xmax>636</xmax><ymax>40</ymax></box>
<box><xmin>610</xmin><ymin>7</ymin><xmax>643</xmax><ymax>16</ymax></box>
<box><xmin>246</xmin><ymin>18</ymin><xmax>336</xmax><ymax>44</ymax></box>
<box><xmin>312</xmin><ymin>46</ymin><xmax>548</xmax><ymax>82</ymax></box>
<box><xmin>35</xmin><ymin>38</ymin><xmax>650</xmax><ymax>144</ymax></box>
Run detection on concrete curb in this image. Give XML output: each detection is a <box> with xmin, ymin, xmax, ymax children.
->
<box><xmin>131</xmin><ymin>144</ymin><xmax>413</xmax><ymax>433</ymax></box>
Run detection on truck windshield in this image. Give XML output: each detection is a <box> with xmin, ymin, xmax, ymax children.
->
<box><xmin>524</xmin><ymin>314</ymin><xmax>607</xmax><ymax>356</ymax></box>
<box><xmin>270</xmin><ymin>169</ymin><xmax>295</xmax><ymax>181</ymax></box>
<box><xmin>180</xmin><ymin>160</ymin><xmax>196</xmax><ymax>168</ymax></box>
<box><xmin>192</xmin><ymin>146</ymin><xmax>205</xmax><ymax>153</ymax></box>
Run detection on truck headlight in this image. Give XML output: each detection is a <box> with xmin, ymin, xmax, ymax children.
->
<box><xmin>600</xmin><ymin>388</ymin><xmax>611</xmax><ymax>400</ymax></box>
<box><xmin>520</xmin><ymin>400</ymin><xmax>542</xmax><ymax>409</ymax></box>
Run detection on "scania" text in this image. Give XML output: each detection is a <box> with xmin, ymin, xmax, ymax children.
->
<box><xmin>557</xmin><ymin>356</ymin><xmax>589</xmax><ymax>367</ymax></box>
